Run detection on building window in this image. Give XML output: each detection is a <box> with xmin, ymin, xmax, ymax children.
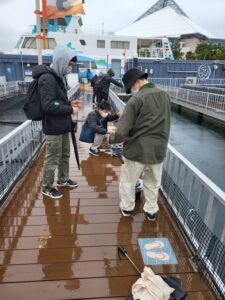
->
<box><xmin>97</xmin><ymin>40</ymin><xmax>105</xmax><ymax>48</ymax></box>
<box><xmin>111</xmin><ymin>41</ymin><xmax>130</xmax><ymax>49</ymax></box>
<box><xmin>80</xmin><ymin>39</ymin><xmax>86</xmax><ymax>46</ymax></box>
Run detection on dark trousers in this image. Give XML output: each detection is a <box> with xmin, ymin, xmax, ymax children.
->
<box><xmin>92</xmin><ymin>89</ymin><xmax>97</xmax><ymax>103</ymax></box>
<box><xmin>97</xmin><ymin>91</ymin><xmax>108</xmax><ymax>103</ymax></box>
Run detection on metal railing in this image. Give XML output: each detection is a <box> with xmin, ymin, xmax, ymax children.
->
<box><xmin>159</xmin><ymin>85</ymin><xmax>225</xmax><ymax>114</ymax></box>
<box><xmin>150</xmin><ymin>78</ymin><xmax>225</xmax><ymax>87</ymax></box>
<box><xmin>0</xmin><ymin>83</ymin><xmax>79</xmax><ymax>203</ymax></box>
<box><xmin>0</xmin><ymin>81</ymin><xmax>29</xmax><ymax>100</ymax></box>
<box><xmin>109</xmin><ymin>88</ymin><xmax>225</xmax><ymax>298</ymax></box>
<box><xmin>0</xmin><ymin>120</ymin><xmax>44</xmax><ymax>203</ymax></box>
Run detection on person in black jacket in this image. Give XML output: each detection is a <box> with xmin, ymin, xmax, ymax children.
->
<box><xmin>90</xmin><ymin>69</ymin><xmax>101</xmax><ymax>105</ymax></box>
<box><xmin>97</xmin><ymin>69</ymin><xmax>123</xmax><ymax>102</ymax></box>
<box><xmin>86</xmin><ymin>101</ymin><xmax>122</xmax><ymax>156</ymax></box>
<box><xmin>36</xmin><ymin>45</ymin><xmax>81</xmax><ymax>199</ymax></box>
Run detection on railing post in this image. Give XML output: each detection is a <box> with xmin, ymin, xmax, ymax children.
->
<box><xmin>4</xmin><ymin>84</ymin><xmax>7</xmax><ymax>96</ymax></box>
<box><xmin>205</xmin><ymin>93</ymin><xmax>210</xmax><ymax>109</ymax></box>
<box><xmin>186</xmin><ymin>89</ymin><xmax>190</xmax><ymax>102</ymax></box>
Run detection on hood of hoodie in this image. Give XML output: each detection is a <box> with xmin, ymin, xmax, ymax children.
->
<box><xmin>32</xmin><ymin>64</ymin><xmax>58</xmax><ymax>79</ymax></box>
<box><xmin>107</xmin><ymin>69</ymin><xmax>115</xmax><ymax>77</ymax></box>
<box><xmin>51</xmin><ymin>45</ymin><xmax>77</xmax><ymax>79</ymax></box>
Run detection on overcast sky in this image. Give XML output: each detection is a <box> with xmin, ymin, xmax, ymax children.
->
<box><xmin>0</xmin><ymin>0</ymin><xmax>225</xmax><ymax>51</ymax></box>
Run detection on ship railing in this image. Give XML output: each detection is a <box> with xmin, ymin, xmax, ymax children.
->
<box><xmin>109</xmin><ymin>88</ymin><xmax>225</xmax><ymax>298</ymax></box>
<box><xmin>158</xmin><ymin>85</ymin><xmax>225</xmax><ymax>114</ymax></box>
<box><xmin>82</xmin><ymin>28</ymin><xmax>115</xmax><ymax>35</ymax></box>
<box><xmin>0</xmin><ymin>83</ymin><xmax>79</xmax><ymax>204</ymax></box>
<box><xmin>150</xmin><ymin>78</ymin><xmax>225</xmax><ymax>87</ymax></box>
<box><xmin>0</xmin><ymin>81</ymin><xmax>28</xmax><ymax>100</ymax></box>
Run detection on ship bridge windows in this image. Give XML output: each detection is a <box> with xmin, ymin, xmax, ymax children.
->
<box><xmin>48</xmin><ymin>38</ymin><xmax>57</xmax><ymax>49</ymax></box>
<box><xmin>15</xmin><ymin>37</ymin><xmax>23</xmax><ymax>49</ymax></box>
<box><xmin>22</xmin><ymin>37</ymin><xmax>37</xmax><ymax>49</ymax></box>
<box><xmin>58</xmin><ymin>18</ymin><xmax>67</xmax><ymax>26</ymax></box>
<box><xmin>22</xmin><ymin>37</ymin><xmax>57</xmax><ymax>49</ymax></box>
<box><xmin>111</xmin><ymin>41</ymin><xmax>130</xmax><ymax>49</ymax></box>
<box><xmin>80</xmin><ymin>39</ymin><xmax>86</xmax><ymax>46</ymax></box>
<box><xmin>48</xmin><ymin>19</ymin><xmax>55</xmax><ymax>26</ymax></box>
<box><xmin>97</xmin><ymin>40</ymin><xmax>105</xmax><ymax>48</ymax></box>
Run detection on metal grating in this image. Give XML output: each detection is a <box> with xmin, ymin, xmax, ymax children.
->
<box><xmin>161</xmin><ymin>170</ymin><xmax>225</xmax><ymax>299</ymax></box>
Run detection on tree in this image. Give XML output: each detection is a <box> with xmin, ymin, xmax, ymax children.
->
<box><xmin>186</xmin><ymin>51</ymin><xmax>196</xmax><ymax>60</ymax></box>
<box><xmin>195</xmin><ymin>43</ymin><xmax>225</xmax><ymax>60</ymax></box>
<box><xmin>172</xmin><ymin>42</ymin><xmax>182</xmax><ymax>59</ymax></box>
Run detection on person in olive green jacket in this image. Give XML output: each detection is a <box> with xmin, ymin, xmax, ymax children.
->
<box><xmin>109</xmin><ymin>68</ymin><xmax>170</xmax><ymax>221</ymax></box>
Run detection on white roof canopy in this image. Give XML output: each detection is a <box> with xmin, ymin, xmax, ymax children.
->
<box><xmin>116</xmin><ymin>7</ymin><xmax>213</xmax><ymax>39</ymax></box>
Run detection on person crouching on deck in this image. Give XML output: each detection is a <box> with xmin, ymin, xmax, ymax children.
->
<box><xmin>87</xmin><ymin>101</ymin><xmax>122</xmax><ymax>156</ymax></box>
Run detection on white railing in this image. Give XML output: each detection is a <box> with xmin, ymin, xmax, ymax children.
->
<box><xmin>0</xmin><ymin>81</ymin><xmax>28</xmax><ymax>100</ymax></box>
<box><xmin>159</xmin><ymin>85</ymin><xmax>225</xmax><ymax>114</ymax></box>
<box><xmin>150</xmin><ymin>78</ymin><xmax>225</xmax><ymax>87</ymax></box>
<box><xmin>150</xmin><ymin>78</ymin><xmax>186</xmax><ymax>87</ymax></box>
<box><xmin>197</xmin><ymin>78</ymin><xmax>225</xmax><ymax>86</ymax></box>
<box><xmin>109</xmin><ymin>87</ymin><xmax>225</xmax><ymax>296</ymax></box>
<box><xmin>0</xmin><ymin>82</ymin><xmax>79</xmax><ymax>203</ymax></box>
<box><xmin>0</xmin><ymin>120</ymin><xmax>44</xmax><ymax>202</ymax></box>
<box><xmin>82</xmin><ymin>28</ymin><xmax>115</xmax><ymax>35</ymax></box>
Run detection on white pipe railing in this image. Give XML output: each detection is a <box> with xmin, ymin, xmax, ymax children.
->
<box><xmin>0</xmin><ymin>81</ymin><xmax>28</xmax><ymax>100</ymax></box>
<box><xmin>159</xmin><ymin>85</ymin><xmax>225</xmax><ymax>114</ymax></box>
<box><xmin>0</xmin><ymin>120</ymin><xmax>44</xmax><ymax>202</ymax></box>
<box><xmin>0</xmin><ymin>83</ymin><xmax>79</xmax><ymax>202</ymax></box>
<box><xmin>150</xmin><ymin>78</ymin><xmax>225</xmax><ymax>87</ymax></box>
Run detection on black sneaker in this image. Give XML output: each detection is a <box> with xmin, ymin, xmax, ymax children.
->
<box><xmin>89</xmin><ymin>148</ymin><xmax>100</xmax><ymax>156</ymax></box>
<box><xmin>120</xmin><ymin>208</ymin><xmax>133</xmax><ymax>217</ymax></box>
<box><xmin>146</xmin><ymin>212</ymin><xmax>157</xmax><ymax>221</ymax></box>
<box><xmin>42</xmin><ymin>188</ymin><xmax>62</xmax><ymax>199</ymax></box>
<box><xmin>57</xmin><ymin>179</ymin><xmax>78</xmax><ymax>188</ymax></box>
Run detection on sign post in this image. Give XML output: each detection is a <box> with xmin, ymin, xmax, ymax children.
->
<box><xmin>35</xmin><ymin>0</ymin><xmax>43</xmax><ymax>65</ymax></box>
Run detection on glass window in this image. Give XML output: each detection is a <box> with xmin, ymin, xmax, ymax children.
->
<box><xmin>78</xmin><ymin>17</ymin><xmax>83</xmax><ymax>27</ymax></box>
<box><xmin>15</xmin><ymin>37</ymin><xmax>23</xmax><ymax>48</ymax></box>
<box><xmin>22</xmin><ymin>37</ymin><xmax>37</xmax><ymax>49</ymax></box>
<box><xmin>48</xmin><ymin>19</ymin><xmax>55</xmax><ymax>26</ymax></box>
<box><xmin>80</xmin><ymin>40</ymin><xmax>86</xmax><ymax>46</ymax></box>
<box><xmin>97</xmin><ymin>40</ymin><xmax>105</xmax><ymax>48</ymax></box>
<box><xmin>111</xmin><ymin>41</ymin><xmax>130</xmax><ymax>49</ymax></box>
<box><xmin>58</xmin><ymin>18</ymin><xmax>67</xmax><ymax>26</ymax></box>
<box><xmin>47</xmin><ymin>38</ymin><xmax>57</xmax><ymax>49</ymax></box>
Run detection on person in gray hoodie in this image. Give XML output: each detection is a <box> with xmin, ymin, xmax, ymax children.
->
<box><xmin>35</xmin><ymin>45</ymin><xmax>81</xmax><ymax>199</ymax></box>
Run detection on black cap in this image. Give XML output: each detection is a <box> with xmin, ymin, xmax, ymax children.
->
<box><xmin>70</xmin><ymin>56</ymin><xmax>78</xmax><ymax>63</ymax></box>
<box><xmin>122</xmin><ymin>68</ymin><xmax>148</xmax><ymax>94</ymax></box>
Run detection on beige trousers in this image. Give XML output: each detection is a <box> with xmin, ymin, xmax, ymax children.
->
<box><xmin>91</xmin><ymin>134</ymin><xmax>106</xmax><ymax>150</ymax></box>
<box><xmin>119</xmin><ymin>157</ymin><xmax>163</xmax><ymax>214</ymax></box>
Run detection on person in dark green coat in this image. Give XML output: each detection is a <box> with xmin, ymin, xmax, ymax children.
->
<box><xmin>109</xmin><ymin>68</ymin><xmax>171</xmax><ymax>220</ymax></box>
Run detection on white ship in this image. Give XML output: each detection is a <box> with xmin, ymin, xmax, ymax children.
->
<box><xmin>12</xmin><ymin>13</ymin><xmax>174</xmax><ymax>77</ymax></box>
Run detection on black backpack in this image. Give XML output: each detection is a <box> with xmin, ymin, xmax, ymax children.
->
<box><xmin>95</xmin><ymin>75</ymin><xmax>104</xmax><ymax>90</ymax></box>
<box><xmin>23</xmin><ymin>78</ymin><xmax>43</xmax><ymax>121</ymax></box>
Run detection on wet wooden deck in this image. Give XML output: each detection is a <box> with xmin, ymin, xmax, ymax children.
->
<box><xmin>0</xmin><ymin>91</ymin><xmax>214</xmax><ymax>299</ymax></box>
